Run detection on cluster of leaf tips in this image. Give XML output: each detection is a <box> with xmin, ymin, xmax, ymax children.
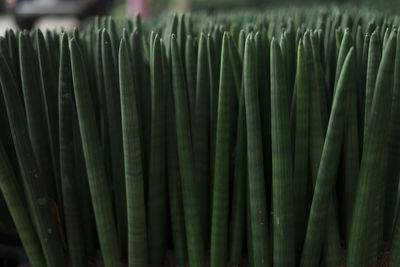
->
<box><xmin>0</xmin><ymin>6</ymin><xmax>400</xmax><ymax>267</ymax></box>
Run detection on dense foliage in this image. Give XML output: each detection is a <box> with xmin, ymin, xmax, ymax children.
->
<box><xmin>0</xmin><ymin>6</ymin><xmax>400</xmax><ymax>267</ymax></box>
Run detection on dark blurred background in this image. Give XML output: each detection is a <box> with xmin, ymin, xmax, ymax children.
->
<box><xmin>0</xmin><ymin>0</ymin><xmax>397</xmax><ymax>33</ymax></box>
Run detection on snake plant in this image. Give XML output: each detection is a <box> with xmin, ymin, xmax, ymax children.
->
<box><xmin>0</xmin><ymin>7</ymin><xmax>399</xmax><ymax>267</ymax></box>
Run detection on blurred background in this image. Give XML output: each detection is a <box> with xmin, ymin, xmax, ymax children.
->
<box><xmin>0</xmin><ymin>0</ymin><xmax>397</xmax><ymax>34</ymax></box>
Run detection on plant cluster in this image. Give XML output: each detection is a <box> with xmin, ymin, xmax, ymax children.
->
<box><xmin>0</xmin><ymin>7</ymin><xmax>400</xmax><ymax>267</ymax></box>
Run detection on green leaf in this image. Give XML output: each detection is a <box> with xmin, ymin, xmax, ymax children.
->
<box><xmin>293</xmin><ymin>40</ymin><xmax>310</xmax><ymax>259</ymax></box>
<box><xmin>0</xmin><ymin>36</ymin><xmax>67</xmax><ymax>267</ymax></box>
<box><xmin>59</xmin><ymin>33</ymin><xmax>86</xmax><ymax>267</ymax></box>
<box><xmin>383</xmin><ymin>28</ymin><xmax>400</xmax><ymax>241</ymax></box>
<box><xmin>119</xmin><ymin>38</ymin><xmax>148</xmax><ymax>267</ymax></box>
<box><xmin>0</xmin><ymin>141</ymin><xmax>45</xmax><ymax>267</ymax></box>
<box><xmin>171</xmin><ymin>35</ymin><xmax>205</xmax><ymax>267</ymax></box>
<box><xmin>270</xmin><ymin>37</ymin><xmax>295</xmax><ymax>267</ymax></box>
<box><xmin>245</xmin><ymin>35</ymin><xmax>270</xmax><ymax>267</ymax></box>
<box><xmin>147</xmin><ymin>36</ymin><xmax>168</xmax><ymax>265</ymax></box>
<box><xmin>364</xmin><ymin>31</ymin><xmax>381</xmax><ymax>141</ymax></box>
<box><xmin>70</xmin><ymin>38</ymin><xmax>121</xmax><ymax>267</ymax></box>
<box><xmin>348</xmin><ymin>31</ymin><xmax>397</xmax><ymax>267</ymax></box>
<box><xmin>193</xmin><ymin>33</ymin><xmax>211</xmax><ymax>244</ymax></box>
<box><xmin>301</xmin><ymin>48</ymin><xmax>355</xmax><ymax>267</ymax></box>
<box><xmin>101</xmin><ymin>29</ymin><xmax>127</xmax><ymax>255</ymax></box>
<box><xmin>210</xmin><ymin>32</ymin><xmax>233</xmax><ymax>267</ymax></box>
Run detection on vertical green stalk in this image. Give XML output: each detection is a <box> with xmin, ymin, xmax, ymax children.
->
<box><xmin>358</xmin><ymin>32</ymin><xmax>371</xmax><ymax>154</ymax></box>
<box><xmin>212</xmin><ymin>27</ymin><xmax>223</xmax><ymax>70</ymax></box>
<box><xmin>101</xmin><ymin>30</ymin><xmax>127</xmax><ymax>256</ymax></box>
<box><xmin>279</xmin><ymin>36</ymin><xmax>291</xmax><ymax>107</ymax></box>
<box><xmin>106</xmin><ymin>18</ymin><xmax>120</xmax><ymax>65</ymax></box>
<box><xmin>163</xmin><ymin>14</ymin><xmax>178</xmax><ymax>60</ymax></box>
<box><xmin>293</xmin><ymin>41</ymin><xmax>309</xmax><ymax>259</ymax></box>
<box><xmin>284</xmin><ymin>27</ymin><xmax>296</xmax><ymax>93</ymax></box>
<box><xmin>307</xmin><ymin>31</ymin><xmax>342</xmax><ymax>265</ymax></box>
<box><xmin>334</xmin><ymin>29</ymin><xmax>359</xmax><ymax>245</ymax></box>
<box><xmin>348</xmin><ymin>32</ymin><xmax>396</xmax><ymax>267</ymax></box>
<box><xmin>255</xmin><ymin>33</ymin><xmax>272</xmax><ymax>212</ymax></box>
<box><xmin>171</xmin><ymin>35</ymin><xmax>205</xmax><ymax>267</ymax></box>
<box><xmin>165</xmin><ymin>36</ymin><xmax>188</xmax><ymax>266</ymax></box>
<box><xmin>333</xmin><ymin>29</ymin><xmax>352</xmax><ymax>93</ymax></box>
<box><xmin>19</xmin><ymin>31</ymin><xmax>58</xmax><ymax>205</ymax></box>
<box><xmin>0</xmin><ymin>42</ymin><xmax>67</xmax><ymax>267</ymax></box>
<box><xmin>300</xmin><ymin>48</ymin><xmax>354</xmax><ymax>267</ymax></box>
<box><xmin>46</xmin><ymin>30</ymin><xmax>60</xmax><ymax>86</ymax></box>
<box><xmin>229</xmin><ymin>88</ymin><xmax>246</xmax><ymax>266</ymax></box>
<box><xmin>310</xmin><ymin>31</ymin><xmax>329</xmax><ymax>117</ymax></box>
<box><xmin>210</xmin><ymin>32</ymin><xmax>233</xmax><ymax>267</ymax></box>
<box><xmin>70</xmin><ymin>38</ymin><xmax>121</xmax><ymax>267</ymax></box>
<box><xmin>185</xmin><ymin>35</ymin><xmax>197</xmax><ymax>131</ymax></box>
<box><xmin>245</xmin><ymin>35</ymin><xmax>270</xmax><ymax>267</ymax></box>
<box><xmin>228</xmin><ymin>34</ymin><xmax>245</xmax><ymax>267</ymax></box>
<box><xmin>131</xmin><ymin>28</ymin><xmax>151</xmax><ymax>185</ymax></box>
<box><xmin>383</xmin><ymin>29</ymin><xmax>400</xmax><ymax>241</ymax></box>
<box><xmin>73</xmin><ymin>104</ymin><xmax>97</xmax><ymax>261</ymax></box>
<box><xmin>5</xmin><ymin>30</ymin><xmax>20</xmax><ymax>90</ymax></box>
<box><xmin>238</xmin><ymin>30</ymin><xmax>246</xmax><ymax>61</ymax></box>
<box><xmin>59</xmin><ymin>33</ymin><xmax>85</xmax><ymax>267</ymax></box>
<box><xmin>364</xmin><ymin>31</ymin><xmax>381</xmax><ymax>141</ymax></box>
<box><xmin>94</xmin><ymin>29</ymin><xmax>108</xmax><ymax>153</ymax></box>
<box><xmin>0</xmin><ymin>141</ymin><xmax>45</xmax><ymax>267</ymax></box>
<box><xmin>306</xmin><ymin>31</ymin><xmax>326</xmax><ymax>187</ymax></box>
<box><xmin>228</xmin><ymin>34</ymin><xmax>242</xmax><ymax>97</ymax></box>
<box><xmin>270</xmin><ymin>37</ymin><xmax>295</xmax><ymax>267</ymax></box>
<box><xmin>193</xmin><ymin>33</ymin><xmax>211</xmax><ymax>242</ymax></box>
<box><xmin>355</xmin><ymin>26</ymin><xmax>363</xmax><ymax>72</ymax></box>
<box><xmin>119</xmin><ymin>39</ymin><xmax>148</xmax><ymax>267</ymax></box>
<box><xmin>147</xmin><ymin>36</ymin><xmax>167</xmax><ymax>265</ymax></box>
<box><xmin>324</xmin><ymin>16</ymin><xmax>338</xmax><ymax>98</ymax></box>
<box><xmin>0</xmin><ymin>37</ymin><xmax>19</xmax><ymax>178</ymax></box>
<box><xmin>36</xmin><ymin>30</ymin><xmax>60</xmax><ymax>197</ymax></box>
<box><xmin>177</xmin><ymin>14</ymin><xmax>186</xmax><ymax>58</ymax></box>
<box><xmin>208</xmin><ymin>34</ymin><xmax>220</xmax><ymax>198</ymax></box>
<box><xmin>383</xmin><ymin>28</ymin><xmax>390</xmax><ymax>50</ymax></box>
<box><xmin>339</xmin><ymin>49</ymin><xmax>360</xmax><ymax>244</ymax></box>
<box><xmin>129</xmin><ymin>29</ymin><xmax>145</xmax><ymax>168</ymax></box>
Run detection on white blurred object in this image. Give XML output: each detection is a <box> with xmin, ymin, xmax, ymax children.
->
<box><xmin>170</xmin><ymin>0</ymin><xmax>189</xmax><ymax>12</ymax></box>
<box><xmin>35</xmin><ymin>16</ymin><xmax>79</xmax><ymax>31</ymax></box>
<box><xmin>0</xmin><ymin>15</ymin><xmax>17</xmax><ymax>35</ymax></box>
